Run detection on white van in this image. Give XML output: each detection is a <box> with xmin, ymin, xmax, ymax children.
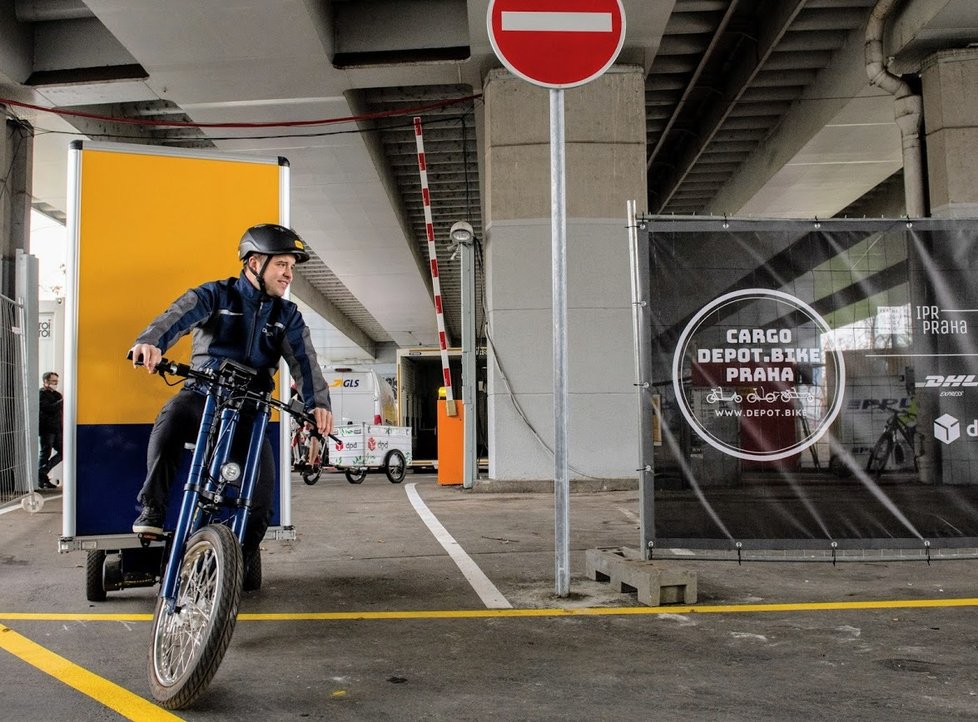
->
<box><xmin>325</xmin><ymin>369</ymin><xmax>397</xmax><ymax>425</ymax></box>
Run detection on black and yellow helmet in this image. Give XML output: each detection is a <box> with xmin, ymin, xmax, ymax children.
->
<box><xmin>238</xmin><ymin>224</ymin><xmax>310</xmax><ymax>263</ymax></box>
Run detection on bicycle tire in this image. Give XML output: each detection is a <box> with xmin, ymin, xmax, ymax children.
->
<box><xmin>85</xmin><ymin>550</ymin><xmax>107</xmax><ymax>602</ymax></box>
<box><xmin>384</xmin><ymin>449</ymin><xmax>406</xmax><ymax>484</ymax></box>
<box><xmin>243</xmin><ymin>548</ymin><xmax>262</xmax><ymax>592</ymax></box>
<box><xmin>302</xmin><ymin>466</ymin><xmax>321</xmax><ymax>485</ymax></box>
<box><xmin>148</xmin><ymin>524</ymin><xmax>243</xmax><ymax>709</ymax></box>
<box><xmin>866</xmin><ymin>435</ymin><xmax>893</xmax><ymax>477</ymax></box>
<box><xmin>345</xmin><ymin>468</ymin><xmax>366</xmax><ymax>484</ymax></box>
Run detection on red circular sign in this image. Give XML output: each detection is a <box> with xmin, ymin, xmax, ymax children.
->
<box><xmin>487</xmin><ymin>0</ymin><xmax>625</xmax><ymax>89</ymax></box>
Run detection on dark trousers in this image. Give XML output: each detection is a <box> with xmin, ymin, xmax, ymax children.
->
<box><xmin>136</xmin><ymin>388</ymin><xmax>275</xmax><ymax>553</ymax></box>
<box><xmin>39</xmin><ymin>431</ymin><xmax>63</xmax><ymax>475</ymax></box>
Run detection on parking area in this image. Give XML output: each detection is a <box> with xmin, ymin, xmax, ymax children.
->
<box><xmin>2</xmin><ymin>472</ymin><xmax>978</xmax><ymax>721</ymax></box>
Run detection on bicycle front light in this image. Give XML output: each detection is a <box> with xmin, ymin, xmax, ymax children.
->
<box><xmin>220</xmin><ymin>462</ymin><xmax>242</xmax><ymax>482</ymax></box>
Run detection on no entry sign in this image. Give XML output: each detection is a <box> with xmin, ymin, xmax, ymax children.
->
<box><xmin>487</xmin><ymin>0</ymin><xmax>626</xmax><ymax>89</ymax></box>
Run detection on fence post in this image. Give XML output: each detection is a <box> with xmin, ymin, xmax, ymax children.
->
<box><xmin>17</xmin><ymin>250</ymin><xmax>38</xmax><ymax>494</ymax></box>
<box><xmin>627</xmin><ymin>201</ymin><xmax>655</xmax><ymax>559</ymax></box>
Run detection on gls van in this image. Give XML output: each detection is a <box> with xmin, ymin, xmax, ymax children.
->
<box><xmin>325</xmin><ymin>368</ymin><xmax>397</xmax><ymax>425</ymax></box>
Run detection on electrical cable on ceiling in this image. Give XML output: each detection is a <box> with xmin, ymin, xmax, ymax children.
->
<box><xmin>0</xmin><ymin>94</ymin><xmax>481</xmax><ymax>129</ymax></box>
<box><xmin>28</xmin><ymin>111</ymin><xmax>478</xmax><ymax>143</ymax></box>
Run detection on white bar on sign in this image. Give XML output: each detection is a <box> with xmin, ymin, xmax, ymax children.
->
<box><xmin>501</xmin><ymin>11</ymin><xmax>612</xmax><ymax>32</ymax></box>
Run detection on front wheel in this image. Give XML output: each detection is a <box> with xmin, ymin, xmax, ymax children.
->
<box><xmin>147</xmin><ymin>524</ymin><xmax>243</xmax><ymax>709</ymax></box>
<box><xmin>302</xmin><ymin>466</ymin><xmax>321</xmax><ymax>485</ymax></box>
<box><xmin>384</xmin><ymin>449</ymin><xmax>406</xmax><ymax>484</ymax></box>
<box><xmin>866</xmin><ymin>434</ymin><xmax>893</xmax><ymax>477</ymax></box>
<box><xmin>345</xmin><ymin>468</ymin><xmax>366</xmax><ymax>484</ymax></box>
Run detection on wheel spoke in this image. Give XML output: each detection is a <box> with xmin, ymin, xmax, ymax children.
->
<box><xmin>152</xmin><ymin>539</ymin><xmax>224</xmax><ymax>686</ymax></box>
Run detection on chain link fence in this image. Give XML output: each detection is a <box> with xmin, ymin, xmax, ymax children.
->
<box><xmin>1</xmin><ymin>293</ymin><xmax>30</xmax><ymax>504</ymax></box>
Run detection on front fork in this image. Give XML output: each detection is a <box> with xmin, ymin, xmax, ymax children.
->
<box><xmin>159</xmin><ymin>393</ymin><xmax>270</xmax><ymax>608</ymax></box>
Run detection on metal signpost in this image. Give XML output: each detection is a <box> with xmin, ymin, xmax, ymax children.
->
<box><xmin>487</xmin><ymin>0</ymin><xmax>625</xmax><ymax>596</ymax></box>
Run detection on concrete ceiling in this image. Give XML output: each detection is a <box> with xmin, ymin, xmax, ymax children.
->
<box><xmin>2</xmin><ymin>0</ymin><xmax>976</xmax><ymax>364</ymax></box>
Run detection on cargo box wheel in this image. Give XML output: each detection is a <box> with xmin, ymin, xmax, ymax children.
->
<box><xmin>384</xmin><ymin>449</ymin><xmax>406</xmax><ymax>483</ymax></box>
<box><xmin>345</xmin><ymin>468</ymin><xmax>366</xmax><ymax>484</ymax></box>
<box><xmin>86</xmin><ymin>550</ymin><xmax>107</xmax><ymax>602</ymax></box>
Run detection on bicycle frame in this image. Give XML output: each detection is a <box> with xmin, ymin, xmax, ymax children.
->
<box><xmin>866</xmin><ymin>401</ymin><xmax>920</xmax><ymax>476</ymax></box>
<box><xmin>160</xmin><ymin>368</ymin><xmax>269</xmax><ymax>608</ymax></box>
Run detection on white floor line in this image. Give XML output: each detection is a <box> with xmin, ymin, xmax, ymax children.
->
<box><xmin>404</xmin><ymin>483</ymin><xmax>512</xmax><ymax>609</ymax></box>
<box><xmin>617</xmin><ymin>507</ymin><xmax>640</xmax><ymax>524</ymax></box>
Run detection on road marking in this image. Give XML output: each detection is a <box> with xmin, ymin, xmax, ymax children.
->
<box><xmin>3</xmin><ymin>596</ymin><xmax>978</xmax><ymax>623</ymax></box>
<box><xmin>404</xmin><ymin>483</ymin><xmax>512</xmax><ymax>609</ymax></box>
<box><xmin>501</xmin><ymin>11</ymin><xmax>612</xmax><ymax>33</ymax></box>
<box><xmin>616</xmin><ymin>507</ymin><xmax>639</xmax><ymax>524</ymax></box>
<box><xmin>0</xmin><ymin>623</ymin><xmax>181</xmax><ymax>721</ymax></box>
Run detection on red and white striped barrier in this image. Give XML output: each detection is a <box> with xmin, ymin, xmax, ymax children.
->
<box><xmin>414</xmin><ymin>116</ymin><xmax>457</xmax><ymax>416</ymax></box>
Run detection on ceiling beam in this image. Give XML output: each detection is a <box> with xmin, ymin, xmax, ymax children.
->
<box><xmin>650</xmin><ymin>0</ymin><xmax>808</xmax><ymax>212</ymax></box>
<box><xmin>646</xmin><ymin>0</ymin><xmax>742</xmax><ymax>172</ymax></box>
<box><xmin>291</xmin><ymin>271</ymin><xmax>377</xmax><ymax>359</ymax></box>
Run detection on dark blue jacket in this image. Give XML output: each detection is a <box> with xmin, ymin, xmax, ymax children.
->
<box><xmin>134</xmin><ymin>273</ymin><xmax>330</xmax><ymax>411</ymax></box>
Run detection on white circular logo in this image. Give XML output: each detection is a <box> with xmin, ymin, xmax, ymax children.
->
<box><xmin>671</xmin><ymin>289</ymin><xmax>846</xmax><ymax>461</ymax></box>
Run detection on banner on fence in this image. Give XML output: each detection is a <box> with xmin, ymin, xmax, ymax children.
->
<box><xmin>640</xmin><ymin>218</ymin><xmax>978</xmax><ymax>551</ymax></box>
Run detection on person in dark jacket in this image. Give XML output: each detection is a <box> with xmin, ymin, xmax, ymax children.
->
<box><xmin>128</xmin><ymin>224</ymin><xmax>333</xmax><ymax>586</ymax></box>
<box><xmin>38</xmin><ymin>371</ymin><xmax>62</xmax><ymax>489</ymax></box>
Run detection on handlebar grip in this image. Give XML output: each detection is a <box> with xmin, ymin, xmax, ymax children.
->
<box><xmin>157</xmin><ymin>359</ymin><xmax>192</xmax><ymax>377</ymax></box>
<box><xmin>303</xmin><ymin>421</ymin><xmax>340</xmax><ymax>445</ymax></box>
<box><xmin>128</xmin><ymin>351</ymin><xmax>192</xmax><ymax>378</ymax></box>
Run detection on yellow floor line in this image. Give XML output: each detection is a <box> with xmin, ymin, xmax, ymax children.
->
<box><xmin>2</xmin><ymin>596</ymin><xmax>978</xmax><ymax>623</ymax></box>
<box><xmin>0</xmin><ymin>623</ymin><xmax>181</xmax><ymax>721</ymax></box>
<box><xmin>3</xmin><ymin>598</ymin><xmax>975</xmax><ymax>717</ymax></box>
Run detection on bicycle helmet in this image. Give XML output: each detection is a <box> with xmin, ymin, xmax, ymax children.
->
<box><xmin>238</xmin><ymin>224</ymin><xmax>310</xmax><ymax>263</ymax></box>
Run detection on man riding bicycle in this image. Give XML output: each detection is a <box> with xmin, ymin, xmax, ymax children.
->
<box><xmin>128</xmin><ymin>223</ymin><xmax>333</xmax><ymax>584</ymax></box>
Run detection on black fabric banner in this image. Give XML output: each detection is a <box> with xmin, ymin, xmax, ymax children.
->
<box><xmin>643</xmin><ymin>218</ymin><xmax>978</xmax><ymax>551</ymax></box>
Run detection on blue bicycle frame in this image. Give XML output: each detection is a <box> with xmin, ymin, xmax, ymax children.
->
<box><xmin>158</xmin><ymin>364</ymin><xmax>270</xmax><ymax>610</ymax></box>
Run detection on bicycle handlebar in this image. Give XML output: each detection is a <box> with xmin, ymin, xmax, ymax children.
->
<box><xmin>128</xmin><ymin>352</ymin><xmax>340</xmax><ymax>443</ymax></box>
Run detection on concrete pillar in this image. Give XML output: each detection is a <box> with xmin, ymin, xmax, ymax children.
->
<box><xmin>921</xmin><ymin>49</ymin><xmax>978</xmax><ymax>218</ymax></box>
<box><xmin>481</xmin><ymin>66</ymin><xmax>646</xmax><ymax>484</ymax></box>
<box><xmin>0</xmin><ymin>118</ymin><xmax>33</xmax><ymax>296</ymax></box>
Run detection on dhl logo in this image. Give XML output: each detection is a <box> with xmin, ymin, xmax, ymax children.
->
<box><xmin>916</xmin><ymin>375</ymin><xmax>978</xmax><ymax>388</ymax></box>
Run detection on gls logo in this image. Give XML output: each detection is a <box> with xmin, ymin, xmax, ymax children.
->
<box><xmin>933</xmin><ymin>414</ymin><xmax>978</xmax><ymax>445</ymax></box>
<box><xmin>330</xmin><ymin>378</ymin><xmax>360</xmax><ymax>388</ymax></box>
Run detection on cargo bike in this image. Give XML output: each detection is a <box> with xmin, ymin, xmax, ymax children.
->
<box><xmin>130</xmin><ymin>355</ymin><xmax>333</xmax><ymax>708</ymax></box>
<box><xmin>328</xmin><ymin>421</ymin><xmax>412</xmax><ymax>484</ymax></box>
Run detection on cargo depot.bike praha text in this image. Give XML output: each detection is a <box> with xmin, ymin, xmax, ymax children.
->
<box><xmin>697</xmin><ymin>328</ymin><xmax>823</xmax><ymax>385</ymax></box>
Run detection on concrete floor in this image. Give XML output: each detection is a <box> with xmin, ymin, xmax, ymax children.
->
<box><xmin>2</xmin><ymin>473</ymin><xmax>977</xmax><ymax>721</ymax></box>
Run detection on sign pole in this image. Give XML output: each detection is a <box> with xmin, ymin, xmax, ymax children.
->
<box><xmin>551</xmin><ymin>88</ymin><xmax>569</xmax><ymax>597</ymax></box>
<box><xmin>487</xmin><ymin>0</ymin><xmax>625</xmax><ymax>598</ymax></box>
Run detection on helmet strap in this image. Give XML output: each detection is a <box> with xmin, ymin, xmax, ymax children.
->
<box><xmin>247</xmin><ymin>254</ymin><xmax>273</xmax><ymax>296</ymax></box>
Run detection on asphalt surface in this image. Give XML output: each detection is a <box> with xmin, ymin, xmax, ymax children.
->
<box><xmin>2</xmin><ymin>472</ymin><xmax>978</xmax><ymax>721</ymax></box>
